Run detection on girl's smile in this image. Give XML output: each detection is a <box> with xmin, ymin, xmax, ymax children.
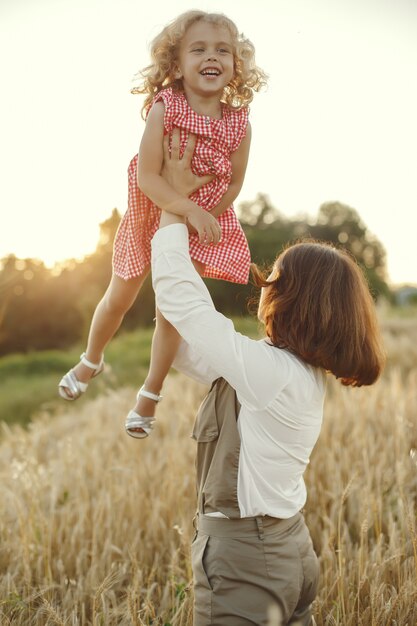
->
<box><xmin>176</xmin><ymin>22</ymin><xmax>235</xmax><ymax>109</ymax></box>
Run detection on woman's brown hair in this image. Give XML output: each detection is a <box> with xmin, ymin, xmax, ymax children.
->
<box><xmin>252</xmin><ymin>240</ymin><xmax>385</xmax><ymax>387</ymax></box>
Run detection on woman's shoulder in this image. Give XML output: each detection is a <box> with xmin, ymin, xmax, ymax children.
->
<box><xmin>265</xmin><ymin>341</ymin><xmax>326</xmax><ymax>391</ymax></box>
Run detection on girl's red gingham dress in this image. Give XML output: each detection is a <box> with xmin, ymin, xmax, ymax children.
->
<box><xmin>113</xmin><ymin>87</ymin><xmax>250</xmax><ymax>284</ymax></box>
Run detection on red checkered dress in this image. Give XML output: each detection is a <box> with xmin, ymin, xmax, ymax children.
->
<box><xmin>113</xmin><ymin>87</ymin><xmax>250</xmax><ymax>284</ymax></box>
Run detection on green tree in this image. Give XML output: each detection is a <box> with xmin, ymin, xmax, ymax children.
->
<box><xmin>0</xmin><ymin>256</ymin><xmax>83</xmax><ymax>355</ymax></box>
<box><xmin>306</xmin><ymin>202</ymin><xmax>389</xmax><ymax>299</ymax></box>
<box><xmin>237</xmin><ymin>196</ymin><xmax>390</xmax><ymax>301</ymax></box>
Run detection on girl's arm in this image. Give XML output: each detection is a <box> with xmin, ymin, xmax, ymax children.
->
<box><xmin>210</xmin><ymin>122</ymin><xmax>251</xmax><ymax>219</ymax></box>
<box><xmin>137</xmin><ymin>102</ymin><xmax>221</xmax><ymax>244</ymax></box>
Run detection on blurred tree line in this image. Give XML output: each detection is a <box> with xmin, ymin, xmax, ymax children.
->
<box><xmin>0</xmin><ymin>197</ymin><xmax>390</xmax><ymax>356</ymax></box>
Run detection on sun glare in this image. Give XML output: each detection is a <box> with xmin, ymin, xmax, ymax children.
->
<box><xmin>5</xmin><ymin>221</ymin><xmax>100</xmax><ymax>268</ymax></box>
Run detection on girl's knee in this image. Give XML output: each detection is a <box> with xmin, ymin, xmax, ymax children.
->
<box><xmin>106</xmin><ymin>296</ymin><xmax>130</xmax><ymax>316</ymax></box>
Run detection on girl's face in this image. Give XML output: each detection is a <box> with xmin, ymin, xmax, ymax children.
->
<box><xmin>176</xmin><ymin>21</ymin><xmax>235</xmax><ymax>100</ymax></box>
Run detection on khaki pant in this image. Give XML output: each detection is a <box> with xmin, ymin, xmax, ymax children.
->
<box><xmin>192</xmin><ymin>512</ymin><xmax>319</xmax><ymax>626</ymax></box>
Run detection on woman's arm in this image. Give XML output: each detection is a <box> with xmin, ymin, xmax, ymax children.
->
<box><xmin>152</xmin><ymin>221</ymin><xmax>290</xmax><ymax>410</ymax></box>
<box><xmin>137</xmin><ymin>102</ymin><xmax>221</xmax><ymax>244</ymax></box>
<box><xmin>172</xmin><ymin>337</ymin><xmax>220</xmax><ymax>386</ymax></box>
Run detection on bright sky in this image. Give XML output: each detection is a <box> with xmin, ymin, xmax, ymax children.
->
<box><xmin>1</xmin><ymin>0</ymin><xmax>416</xmax><ymax>284</ymax></box>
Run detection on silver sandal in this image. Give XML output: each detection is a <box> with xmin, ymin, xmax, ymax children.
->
<box><xmin>58</xmin><ymin>352</ymin><xmax>105</xmax><ymax>401</ymax></box>
<box><xmin>125</xmin><ymin>386</ymin><xmax>163</xmax><ymax>439</ymax></box>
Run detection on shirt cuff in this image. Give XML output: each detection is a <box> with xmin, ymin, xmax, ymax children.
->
<box><xmin>151</xmin><ymin>223</ymin><xmax>189</xmax><ymax>257</ymax></box>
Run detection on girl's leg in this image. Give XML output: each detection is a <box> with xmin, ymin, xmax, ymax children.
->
<box><xmin>63</xmin><ymin>269</ymin><xmax>149</xmax><ymax>397</ymax></box>
<box><xmin>132</xmin><ymin>259</ymin><xmax>205</xmax><ymax>420</ymax></box>
<box><xmin>133</xmin><ymin>307</ymin><xmax>181</xmax><ymax>417</ymax></box>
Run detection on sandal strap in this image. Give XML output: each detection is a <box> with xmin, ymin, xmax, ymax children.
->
<box><xmin>80</xmin><ymin>352</ymin><xmax>104</xmax><ymax>371</ymax></box>
<box><xmin>137</xmin><ymin>385</ymin><xmax>162</xmax><ymax>403</ymax></box>
<box><xmin>58</xmin><ymin>370</ymin><xmax>88</xmax><ymax>399</ymax></box>
<box><xmin>125</xmin><ymin>411</ymin><xmax>155</xmax><ymax>439</ymax></box>
<box><xmin>126</xmin><ymin>413</ymin><xmax>155</xmax><ymax>429</ymax></box>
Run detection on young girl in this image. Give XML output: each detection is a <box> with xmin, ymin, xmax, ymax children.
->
<box><xmin>58</xmin><ymin>10</ymin><xmax>266</xmax><ymax>438</ymax></box>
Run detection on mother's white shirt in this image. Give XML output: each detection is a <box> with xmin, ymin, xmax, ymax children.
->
<box><xmin>152</xmin><ymin>224</ymin><xmax>326</xmax><ymax>518</ymax></box>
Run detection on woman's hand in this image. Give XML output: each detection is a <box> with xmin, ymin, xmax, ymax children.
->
<box><xmin>160</xmin><ymin>128</ymin><xmax>220</xmax><ymax>244</ymax></box>
<box><xmin>161</xmin><ymin>129</ymin><xmax>214</xmax><ymax>197</ymax></box>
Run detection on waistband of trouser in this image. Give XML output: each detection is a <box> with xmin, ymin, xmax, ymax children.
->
<box><xmin>196</xmin><ymin>512</ymin><xmax>302</xmax><ymax>539</ymax></box>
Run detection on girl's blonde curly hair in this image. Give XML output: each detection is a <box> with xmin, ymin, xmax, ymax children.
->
<box><xmin>132</xmin><ymin>11</ymin><xmax>267</xmax><ymax>118</ymax></box>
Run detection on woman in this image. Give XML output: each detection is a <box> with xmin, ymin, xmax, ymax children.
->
<box><xmin>152</xmin><ymin>132</ymin><xmax>385</xmax><ymax>625</ymax></box>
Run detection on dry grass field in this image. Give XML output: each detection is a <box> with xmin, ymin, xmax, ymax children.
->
<box><xmin>1</xmin><ymin>316</ymin><xmax>416</xmax><ymax>625</ymax></box>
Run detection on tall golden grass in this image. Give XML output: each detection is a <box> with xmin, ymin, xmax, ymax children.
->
<box><xmin>0</xmin><ymin>317</ymin><xmax>416</xmax><ymax>625</ymax></box>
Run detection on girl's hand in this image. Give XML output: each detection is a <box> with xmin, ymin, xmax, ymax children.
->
<box><xmin>161</xmin><ymin>129</ymin><xmax>214</xmax><ymax>197</ymax></box>
<box><xmin>159</xmin><ymin>207</ymin><xmax>221</xmax><ymax>245</ymax></box>
<box><xmin>186</xmin><ymin>205</ymin><xmax>222</xmax><ymax>245</ymax></box>
<box><xmin>185</xmin><ymin>219</ymin><xmax>198</xmax><ymax>236</ymax></box>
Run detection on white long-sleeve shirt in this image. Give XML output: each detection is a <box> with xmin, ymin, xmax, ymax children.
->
<box><xmin>152</xmin><ymin>224</ymin><xmax>326</xmax><ymax>518</ymax></box>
